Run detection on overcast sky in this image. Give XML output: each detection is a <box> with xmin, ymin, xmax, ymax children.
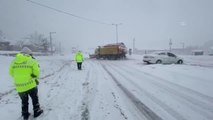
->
<box><xmin>1</xmin><ymin>0</ymin><xmax>213</xmax><ymax>53</ymax></box>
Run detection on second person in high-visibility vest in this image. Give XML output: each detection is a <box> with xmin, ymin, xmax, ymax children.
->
<box><xmin>75</xmin><ymin>51</ymin><xmax>84</xmax><ymax>70</ymax></box>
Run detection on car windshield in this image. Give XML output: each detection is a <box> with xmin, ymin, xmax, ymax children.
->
<box><xmin>151</xmin><ymin>52</ymin><xmax>166</xmax><ymax>55</ymax></box>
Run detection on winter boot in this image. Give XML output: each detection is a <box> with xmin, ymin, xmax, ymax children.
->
<box><xmin>22</xmin><ymin>112</ymin><xmax>30</xmax><ymax>120</ymax></box>
<box><xmin>34</xmin><ymin>108</ymin><xmax>43</xmax><ymax>118</ymax></box>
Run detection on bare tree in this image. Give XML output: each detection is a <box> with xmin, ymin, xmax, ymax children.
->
<box><xmin>16</xmin><ymin>40</ymin><xmax>25</xmax><ymax>48</ymax></box>
<box><xmin>26</xmin><ymin>31</ymin><xmax>49</xmax><ymax>52</ymax></box>
<box><xmin>0</xmin><ymin>30</ymin><xmax>6</xmax><ymax>41</ymax></box>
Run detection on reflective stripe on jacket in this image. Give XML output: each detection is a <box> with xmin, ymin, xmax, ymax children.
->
<box><xmin>9</xmin><ymin>54</ymin><xmax>40</xmax><ymax>93</ymax></box>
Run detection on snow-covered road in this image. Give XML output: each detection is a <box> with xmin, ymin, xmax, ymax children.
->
<box><xmin>101</xmin><ymin>60</ymin><xmax>213</xmax><ymax>120</ymax></box>
<box><xmin>0</xmin><ymin>55</ymin><xmax>213</xmax><ymax>120</ymax></box>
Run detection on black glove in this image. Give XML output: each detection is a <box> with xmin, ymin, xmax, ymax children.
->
<box><xmin>31</xmin><ymin>74</ymin><xmax>37</xmax><ymax>78</ymax></box>
<box><xmin>35</xmin><ymin>79</ymin><xmax>39</xmax><ymax>85</ymax></box>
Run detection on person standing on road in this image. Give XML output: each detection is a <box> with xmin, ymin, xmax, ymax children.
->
<box><xmin>75</xmin><ymin>51</ymin><xmax>84</xmax><ymax>70</ymax></box>
<box><xmin>9</xmin><ymin>47</ymin><xmax>43</xmax><ymax>120</ymax></box>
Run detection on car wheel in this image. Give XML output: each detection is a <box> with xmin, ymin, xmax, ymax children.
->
<box><xmin>177</xmin><ymin>60</ymin><xmax>183</xmax><ymax>64</ymax></box>
<box><xmin>156</xmin><ymin>60</ymin><xmax>162</xmax><ymax>64</ymax></box>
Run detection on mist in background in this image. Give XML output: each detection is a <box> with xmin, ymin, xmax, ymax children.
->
<box><xmin>0</xmin><ymin>0</ymin><xmax>213</xmax><ymax>53</ymax></box>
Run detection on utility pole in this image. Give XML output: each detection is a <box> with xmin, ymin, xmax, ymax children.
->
<box><xmin>169</xmin><ymin>38</ymin><xmax>172</xmax><ymax>52</ymax></box>
<box><xmin>112</xmin><ymin>23</ymin><xmax>122</xmax><ymax>44</ymax></box>
<box><xmin>59</xmin><ymin>42</ymin><xmax>61</xmax><ymax>54</ymax></box>
<box><xmin>49</xmin><ymin>32</ymin><xmax>56</xmax><ymax>55</ymax></box>
<box><xmin>133</xmin><ymin>38</ymin><xmax>135</xmax><ymax>54</ymax></box>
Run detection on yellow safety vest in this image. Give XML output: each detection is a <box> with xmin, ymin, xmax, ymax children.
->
<box><xmin>9</xmin><ymin>54</ymin><xmax>40</xmax><ymax>92</ymax></box>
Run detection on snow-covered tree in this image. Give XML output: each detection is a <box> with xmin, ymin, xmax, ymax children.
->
<box><xmin>0</xmin><ymin>30</ymin><xmax>6</xmax><ymax>41</ymax></box>
<box><xmin>25</xmin><ymin>31</ymin><xmax>49</xmax><ymax>52</ymax></box>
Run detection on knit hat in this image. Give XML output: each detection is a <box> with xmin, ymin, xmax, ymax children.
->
<box><xmin>21</xmin><ymin>47</ymin><xmax>32</xmax><ymax>55</ymax></box>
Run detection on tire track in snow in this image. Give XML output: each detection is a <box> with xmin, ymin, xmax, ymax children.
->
<box><xmin>0</xmin><ymin>61</ymin><xmax>70</xmax><ymax>100</ymax></box>
<box><xmin>80</xmin><ymin>60</ymin><xmax>102</xmax><ymax>120</ymax></box>
<box><xmin>110</xmin><ymin>62</ymin><xmax>213</xmax><ymax>119</ymax></box>
<box><xmin>90</xmin><ymin>60</ymin><xmax>132</xmax><ymax>120</ymax></box>
<box><xmin>105</xmin><ymin>63</ymin><xmax>186</xmax><ymax>120</ymax></box>
<box><xmin>93</xmin><ymin>60</ymin><xmax>131</xmax><ymax>120</ymax></box>
<box><xmin>102</xmin><ymin>64</ymin><xmax>163</xmax><ymax>120</ymax></box>
<box><xmin>80</xmin><ymin>60</ymin><xmax>101</xmax><ymax>120</ymax></box>
<box><xmin>148</xmin><ymin>65</ymin><xmax>213</xmax><ymax>84</ymax></box>
<box><xmin>0</xmin><ymin>89</ymin><xmax>15</xmax><ymax>100</ymax></box>
<box><xmin>186</xmin><ymin>63</ymin><xmax>213</xmax><ymax>68</ymax></box>
<box><xmin>124</xmin><ymin>64</ymin><xmax>213</xmax><ymax>110</ymax></box>
<box><xmin>111</xmin><ymin>92</ymin><xmax>128</xmax><ymax>120</ymax></box>
<box><xmin>81</xmin><ymin>70</ymin><xmax>90</xmax><ymax>120</ymax></box>
<box><xmin>113</xmin><ymin>62</ymin><xmax>213</xmax><ymax>105</ymax></box>
<box><xmin>39</xmin><ymin>60</ymin><xmax>87</xmax><ymax>120</ymax></box>
<box><xmin>39</xmin><ymin>62</ymin><xmax>73</xmax><ymax>120</ymax></box>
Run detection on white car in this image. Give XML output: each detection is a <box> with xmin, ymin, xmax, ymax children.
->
<box><xmin>143</xmin><ymin>52</ymin><xmax>183</xmax><ymax>64</ymax></box>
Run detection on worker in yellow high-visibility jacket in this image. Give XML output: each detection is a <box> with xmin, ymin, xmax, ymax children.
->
<box><xmin>75</xmin><ymin>51</ymin><xmax>84</xmax><ymax>70</ymax></box>
<box><xmin>9</xmin><ymin>47</ymin><xmax>43</xmax><ymax>120</ymax></box>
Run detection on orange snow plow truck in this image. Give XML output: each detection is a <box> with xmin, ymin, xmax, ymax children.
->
<box><xmin>95</xmin><ymin>42</ymin><xmax>127</xmax><ymax>60</ymax></box>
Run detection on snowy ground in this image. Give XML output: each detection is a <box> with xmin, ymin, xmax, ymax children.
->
<box><xmin>0</xmin><ymin>54</ymin><xmax>213</xmax><ymax>120</ymax></box>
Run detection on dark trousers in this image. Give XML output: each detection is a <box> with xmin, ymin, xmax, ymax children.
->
<box><xmin>18</xmin><ymin>87</ymin><xmax>41</xmax><ymax>117</ymax></box>
<box><xmin>77</xmin><ymin>62</ymin><xmax>82</xmax><ymax>70</ymax></box>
